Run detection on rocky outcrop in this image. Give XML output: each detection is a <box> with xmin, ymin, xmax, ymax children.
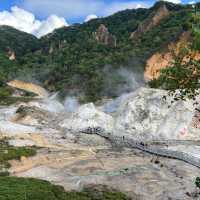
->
<box><xmin>94</xmin><ymin>24</ymin><xmax>117</xmax><ymax>47</ymax></box>
<box><xmin>7</xmin><ymin>80</ymin><xmax>49</xmax><ymax>98</ymax></box>
<box><xmin>131</xmin><ymin>4</ymin><xmax>169</xmax><ymax>39</ymax></box>
<box><xmin>144</xmin><ymin>32</ymin><xmax>200</xmax><ymax>80</ymax></box>
<box><xmin>12</xmin><ymin>105</ymin><xmax>54</xmax><ymax>127</ymax></box>
<box><xmin>7</xmin><ymin>49</ymin><xmax>16</xmax><ymax>60</ymax></box>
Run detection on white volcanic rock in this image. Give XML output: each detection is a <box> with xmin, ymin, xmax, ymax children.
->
<box><xmin>9</xmin><ymin>139</ymin><xmax>36</xmax><ymax>147</ymax></box>
<box><xmin>0</xmin><ymin>121</ymin><xmax>37</xmax><ymax>137</ymax></box>
<box><xmin>60</xmin><ymin>103</ymin><xmax>114</xmax><ymax>134</ymax></box>
<box><xmin>114</xmin><ymin>87</ymin><xmax>200</xmax><ymax>141</ymax></box>
<box><xmin>0</xmin><ymin>106</ymin><xmax>18</xmax><ymax>121</ymax></box>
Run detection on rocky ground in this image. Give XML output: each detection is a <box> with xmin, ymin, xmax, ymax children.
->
<box><xmin>1</xmin><ymin>87</ymin><xmax>200</xmax><ymax>200</ymax></box>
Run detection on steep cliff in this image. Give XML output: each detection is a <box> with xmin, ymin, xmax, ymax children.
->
<box><xmin>144</xmin><ymin>32</ymin><xmax>200</xmax><ymax>81</ymax></box>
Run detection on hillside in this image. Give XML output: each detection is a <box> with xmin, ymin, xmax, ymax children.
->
<box><xmin>0</xmin><ymin>26</ymin><xmax>40</xmax><ymax>57</ymax></box>
<box><xmin>0</xmin><ymin>1</ymin><xmax>195</xmax><ymax>101</ymax></box>
<box><xmin>0</xmin><ymin>26</ymin><xmax>41</xmax><ymax>96</ymax></box>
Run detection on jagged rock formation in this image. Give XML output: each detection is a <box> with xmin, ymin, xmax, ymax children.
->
<box><xmin>94</xmin><ymin>24</ymin><xmax>117</xmax><ymax>47</ymax></box>
<box><xmin>144</xmin><ymin>32</ymin><xmax>200</xmax><ymax>80</ymax></box>
<box><xmin>7</xmin><ymin>80</ymin><xmax>49</xmax><ymax>98</ymax></box>
<box><xmin>130</xmin><ymin>4</ymin><xmax>170</xmax><ymax>39</ymax></box>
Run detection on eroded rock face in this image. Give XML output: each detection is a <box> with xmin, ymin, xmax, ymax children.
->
<box><xmin>144</xmin><ymin>32</ymin><xmax>200</xmax><ymax>80</ymax></box>
<box><xmin>144</xmin><ymin>51</ymin><xmax>172</xmax><ymax>80</ymax></box>
<box><xmin>131</xmin><ymin>4</ymin><xmax>169</xmax><ymax>39</ymax></box>
<box><xmin>94</xmin><ymin>24</ymin><xmax>117</xmax><ymax>47</ymax></box>
<box><xmin>114</xmin><ymin>87</ymin><xmax>200</xmax><ymax>141</ymax></box>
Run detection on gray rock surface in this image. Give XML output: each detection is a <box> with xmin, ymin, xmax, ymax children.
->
<box><xmin>11</xmin><ymin>148</ymin><xmax>200</xmax><ymax>200</ymax></box>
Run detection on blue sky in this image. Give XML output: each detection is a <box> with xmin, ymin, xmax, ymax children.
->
<box><xmin>0</xmin><ymin>0</ymin><xmax>198</xmax><ymax>38</ymax></box>
<box><xmin>0</xmin><ymin>0</ymin><xmax>197</xmax><ymax>23</ymax></box>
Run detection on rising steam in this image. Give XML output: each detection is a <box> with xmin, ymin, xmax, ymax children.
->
<box><xmin>64</xmin><ymin>96</ymin><xmax>80</xmax><ymax>113</ymax></box>
<box><xmin>102</xmin><ymin>66</ymin><xmax>144</xmax><ymax>98</ymax></box>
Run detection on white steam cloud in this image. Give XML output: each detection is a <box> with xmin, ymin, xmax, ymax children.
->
<box><xmin>64</xmin><ymin>97</ymin><xmax>80</xmax><ymax>113</ymax></box>
<box><xmin>0</xmin><ymin>6</ymin><xmax>68</xmax><ymax>38</ymax></box>
<box><xmin>102</xmin><ymin>66</ymin><xmax>144</xmax><ymax>98</ymax></box>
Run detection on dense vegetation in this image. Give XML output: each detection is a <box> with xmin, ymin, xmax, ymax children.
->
<box><xmin>0</xmin><ymin>1</ymin><xmax>196</xmax><ymax>101</ymax></box>
<box><xmin>149</xmin><ymin>7</ymin><xmax>200</xmax><ymax>100</ymax></box>
<box><xmin>0</xmin><ymin>177</ymin><xmax>131</xmax><ymax>200</ymax></box>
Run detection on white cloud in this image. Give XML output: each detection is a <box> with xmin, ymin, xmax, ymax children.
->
<box><xmin>160</xmin><ymin>0</ymin><xmax>182</xmax><ymax>4</ymax></box>
<box><xmin>0</xmin><ymin>1</ymin><xmax>151</xmax><ymax>37</ymax></box>
<box><xmin>103</xmin><ymin>2</ymin><xmax>148</xmax><ymax>16</ymax></box>
<box><xmin>21</xmin><ymin>0</ymin><xmax>104</xmax><ymax>20</ymax></box>
<box><xmin>189</xmin><ymin>1</ymin><xmax>196</xmax><ymax>4</ymax></box>
<box><xmin>84</xmin><ymin>14</ymin><xmax>98</xmax><ymax>22</ymax></box>
<box><xmin>34</xmin><ymin>15</ymin><xmax>68</xmax><ymax>38</ymax></box>
<box><xmin>0</xmin><ymin>6</ymin><xmax>68</xmax><ymax>38</ymax></box>
<box><xmin>21</xmin><ymin>0</ymin><xmax>149</xmax><ymax>21</ymax></box>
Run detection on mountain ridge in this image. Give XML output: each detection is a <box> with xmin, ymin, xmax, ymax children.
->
<box><xmin>0</xmin><ymin>1</ymin><xmax>196</xmax><ymax>101</ymax></box>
